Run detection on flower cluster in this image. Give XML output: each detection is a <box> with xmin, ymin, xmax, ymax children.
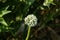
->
<box><xmin>24</xmin><ymin>14</ymin><xmax>37</xmax><ymax>27</ymax></box>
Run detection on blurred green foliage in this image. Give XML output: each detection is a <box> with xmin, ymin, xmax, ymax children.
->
<box><xmin>0</xmin><ymin>0</ymin><xmax>60</xmax><ymax>40</ymax></box>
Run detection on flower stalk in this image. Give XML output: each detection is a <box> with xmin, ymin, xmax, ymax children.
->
<box><xmin>25</xmin><ymin>26</ymin><xmax>31</xmax><ymax>40</ymax></box>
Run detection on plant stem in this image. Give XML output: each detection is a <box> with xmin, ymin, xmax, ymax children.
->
<box><xmin>25</xmin><ymin>26</ymin><xmax>31</xmax><ymax>40</ymax></box>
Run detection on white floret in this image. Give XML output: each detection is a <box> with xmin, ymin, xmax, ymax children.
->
<box><xmin>24</xmin><ymin>14</ymin><xmax>37</xmax><ymax>27</ymax></box>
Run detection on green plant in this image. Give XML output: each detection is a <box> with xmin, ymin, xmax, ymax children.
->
<box><xmin>24</xmin><ymin>14</ymin><xmax>37</xmax><ymax>40</ymax></box>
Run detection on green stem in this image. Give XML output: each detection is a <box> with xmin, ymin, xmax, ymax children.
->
<box><xmin>25</xmin><ymin>26</ymin><xmax>31</xmax><ymax>40</ymax></box>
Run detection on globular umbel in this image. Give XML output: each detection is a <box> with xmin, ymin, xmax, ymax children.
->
<box><xmin>24</xmin><ymin>14</ymin><xmax>38</xmax><ymax>40</ymax></box>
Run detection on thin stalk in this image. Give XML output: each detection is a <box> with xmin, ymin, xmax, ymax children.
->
<box><xmin>25</xmin><ymin>26</ymin><xmax>31</xmax><ymax>40</ymax></box>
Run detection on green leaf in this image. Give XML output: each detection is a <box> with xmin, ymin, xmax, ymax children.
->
<box><xmin>0</xmin><ymin>6</ymin><xmax>11</xmax><ymax>17</ymax></box>
<box><xmin>43</xmin><ymin>0</ymin><xmax>55</xmax><ymax>7</ymax></box>
<box><xmin>0</xmin><ymin>17</ymin><xmax>8</xmax><ymax>26</ymax></box>
<box><xmin>0</xmin><ymin>24</ymin><xmax>14</xmax><ymax>32</ymax></box>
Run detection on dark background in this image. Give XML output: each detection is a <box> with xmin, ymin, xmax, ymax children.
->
<box><xmin>0</xmin><ymin>0</ymin><xmax>60</xmax><ymax>40</ymax></box>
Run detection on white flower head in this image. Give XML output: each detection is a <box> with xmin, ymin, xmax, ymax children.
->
<box><xmin>24</xmin><ymin>14</ymin><xmax>37</xmax><ymax>27</ymax></box>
